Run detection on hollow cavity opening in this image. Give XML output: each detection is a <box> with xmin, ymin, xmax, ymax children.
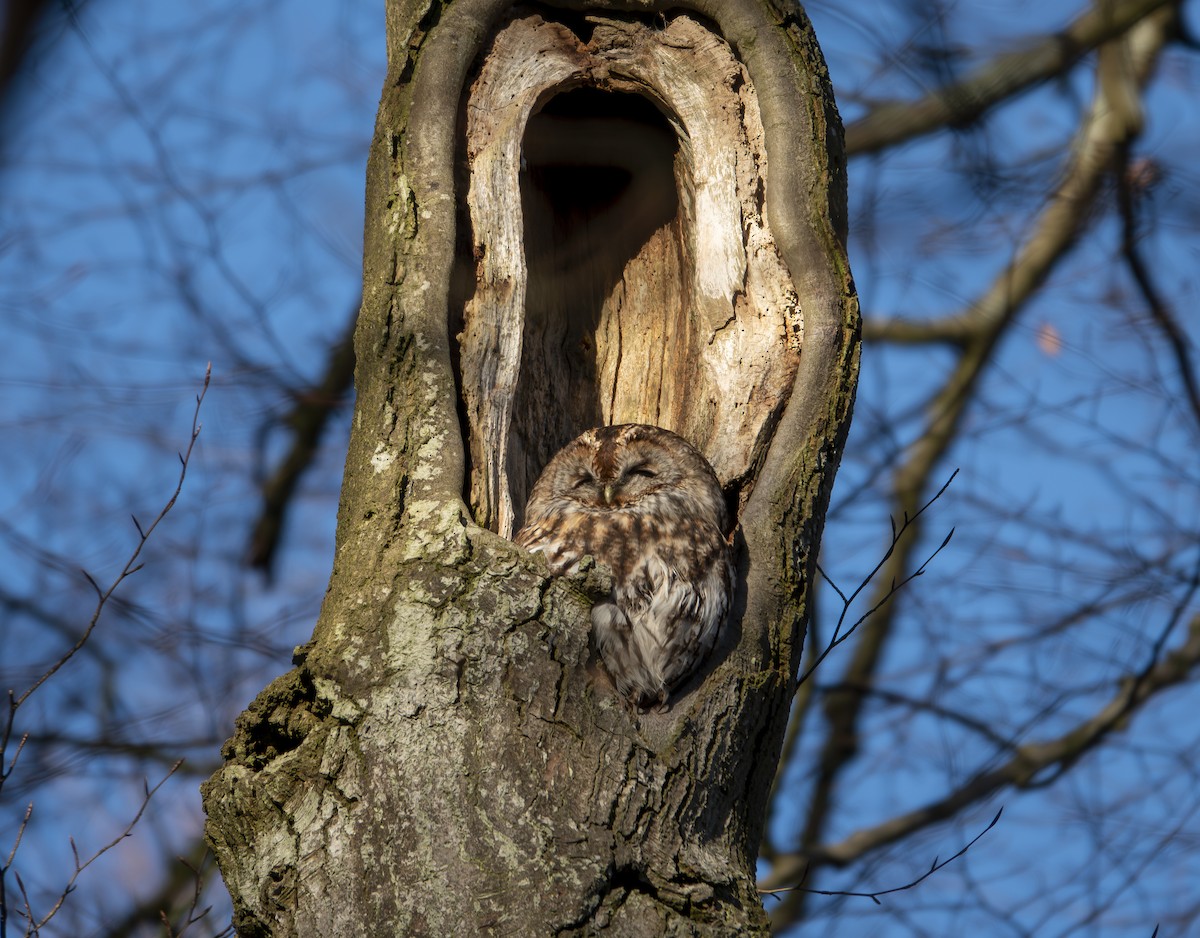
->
<box><xmin>510</xmin><ymin>86</ymin><xmax>685</xmax><ymax>523</ymax></box>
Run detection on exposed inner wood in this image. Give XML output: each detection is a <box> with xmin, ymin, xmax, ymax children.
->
<box><xmin>458</xmin><ymin>11</ymin><xmax>801</xmax><ymax>536</ymax></box>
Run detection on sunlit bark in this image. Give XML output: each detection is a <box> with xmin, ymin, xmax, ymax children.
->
<box><xmin>202</xmin><ymin>1</ymin><xmax>857</xmax><ymax>934</ymax></box>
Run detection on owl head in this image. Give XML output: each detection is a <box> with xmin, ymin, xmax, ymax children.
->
<box><xmin>521</xmin><ymin>424</ymin><xmax>727</xmax><ymax>531</ymax></box>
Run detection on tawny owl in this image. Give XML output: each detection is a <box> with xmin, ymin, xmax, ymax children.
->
<box><xmin>514</xmin><ymin>424</ymin><xmax>733</xmax><ymax>711</ymax></box>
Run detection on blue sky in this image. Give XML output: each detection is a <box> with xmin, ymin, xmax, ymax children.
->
<box><xmin>2</xmin><ymin>1</ymin><xmax>1198</xmax><ymax>934</ymax></box>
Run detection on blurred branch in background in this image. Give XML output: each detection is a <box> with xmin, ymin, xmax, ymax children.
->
<box><xmin>765</xmin><ymin>0</ymin><xmax>1199</xmax><ymax>932</ymax></box>
<box><xmin>246</xmin><ymin>304</ymin><xmax>357</xmax><ymax>578</ymax></box>
<box><xmin>2</xmin><ymin>0</ymin><xmax>54</xmax><ymax>116</ymax></box>
<box><xmin>777</xmin><ymin>12</ymin><xmax>1173</xmax><ymax>916</ymax></box>
<box><xmin>1114</xmin><ymin>144</ymin><xmax>1200</xmax><ymax>429</ymax></box>
<box><xmin>0</xmin><ymin>2</ymin><xmax>373</xmax><ymax>929</ymax></box>
<box><xmin>0</xmin><ymin>0</ymin><xmax>95</xmax><ymax>145</ymax></box>
<box><xmin>844</xmin><ymin>0</ymin><xmax>1174</xmax><ymax>155</ymax></box>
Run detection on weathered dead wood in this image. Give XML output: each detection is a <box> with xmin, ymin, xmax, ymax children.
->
<box><xmin>459</xmin><ymin>12</ymin><xmax>802</xmax><ymax>534</ymax></box>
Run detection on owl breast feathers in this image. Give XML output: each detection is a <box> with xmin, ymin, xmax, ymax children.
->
<box><xmin>514</xmin><ymin>424</ymin><xmax>734</xmax><ymax>711</ymax></box>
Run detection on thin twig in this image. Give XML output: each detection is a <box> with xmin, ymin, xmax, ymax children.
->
<box><xmin>761</xmin><ymin>809</ymin><xmax>1004</xmax><ymax>904</ymax></box>
<box><xmin>10</xmin><ymin>364</ymin><xmax>210</xmax><ymax>713</ymax></box>
<box><xmin>798</xmin><ymin>471</ymin><xmax>957</xmax><ymax>687</ymax></box>
<box><xmin>763</xmin><ymin>609</ymin><xmax>1200</xmax><ymax>887</ymax></box>
<box><xmin>16</xmin><ymin>763</ymin><xmax>184</xmax><ymax>934</ymax></box>
<box><xmin>0</xmin><ymin>366</ymin><xmax>210</xmax><ymax>938</ymax></box>
<box><xmin>159</xmin><ymin>853</ymin><xmax>224</xmax><ymax>938</ymax></box>
<box><xmin>1</xmin><ymin>363</ymin><xmax>210</xmax><ymax>774</ymax></box>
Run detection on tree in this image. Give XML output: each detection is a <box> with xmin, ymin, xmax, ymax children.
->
<box><xmin>200</xmin><ymin>1</ymin><xmax>857</xmax><ymax>933</ymax></box>
<box><xmin>2</xmin><ymin>0</ymin><xmax>1198</xmax><ymax>935</ymax></box>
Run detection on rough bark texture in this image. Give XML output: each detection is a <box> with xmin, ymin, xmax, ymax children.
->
<box><xmin>202</xmin><ymin>1</ymin><xmax>858</xmax><ymax>935</ymax></box>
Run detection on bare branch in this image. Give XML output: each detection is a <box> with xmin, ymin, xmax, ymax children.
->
<box><xmin>761</xmin><ymin>809</ymin><xmax>1003</xmax><ymax>904</ymax></box>
<box><xmin>1</xmin><ymin>728</ymin><xmax>25</xmax><ymax>782</ymax></box>
<box><xmin>0</xmin><ymin>367</ymin><xmax>210</xmax><ymax>937</ymax></box>
<box><xmin>246</xmin><ymin>306</ymin><xmax>357</xmax><ymax>576</ymax></box>
<box><xmin>772</xmin><ymin>12</ymin><xmax>1175</xmax><ymax>924</ymax></box>
<box><xmin>14</xmin><ymin>762</ymin><xmax>183</xmax><ymax>935</ymax></box>
<box><xmin>11</xmin><ymin>871</ymin><xmax>32</xmax><ymax>938</ymax></box>
<box><xmin>798</xmin><ymin>471</ymin><xmax>958</xmax><ymax>688</ymax></box>
<box><xmin>846</xmin><ymin>0</ymin><xmax>1173</xmax><ymax>156</ymax></box>
<box><xmin>92</xmin><ymin>840</ymin><xmax>228</xmax><ymax>938</ymax></box>
<box><xmin>4</xmin><ymin>364</ymin><xmax>210</xmax><ymax>717</ymax></box>
<box><xmin>2</xmin><ymin>803</ymin><xmax>32</xmax><ymax>871</ymax></box>
<box><xmin>866</xmin><ymin>17</ymin><xmax>1156</xmax><ymax>349</ymax></box>
<box><xmin>764</xmin><ymin>610</ymin><xmax>1200</xmax><ymax>888</ymax></box>
<box><xmin>1114</xmin><ymin>148</ymin><xmax>1200</xmax><ymax>430</ymax></box>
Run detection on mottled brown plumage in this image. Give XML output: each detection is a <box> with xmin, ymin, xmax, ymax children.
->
<box><xmin>514</xmin><ymin>424</ymin><xmax>733</xmax><ymax>710</ymax></box>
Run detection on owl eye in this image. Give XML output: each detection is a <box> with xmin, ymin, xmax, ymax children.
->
<box><xmin>572</xmin><ymin>473</ymin><xmax>596</xmax><ymax>489</ymax></box>
<box><xmin>627</xmin><ymin>464</ymin><xmax>657</xmax><ymax>480</ymax></box>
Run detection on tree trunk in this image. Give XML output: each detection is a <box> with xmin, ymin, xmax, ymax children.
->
<box><xmin>201</xmin><ymin>1</ymin><xmax>858</xmax><ymax>934</ymax></box>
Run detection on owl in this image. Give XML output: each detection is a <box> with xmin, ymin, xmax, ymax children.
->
<box><xmin>514</xmin><ymin>424</ymin><xmax>734</xmax><ymax>711</ymax></box>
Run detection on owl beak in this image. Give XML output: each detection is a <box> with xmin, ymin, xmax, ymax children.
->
<box><xmin>602</xmin><ymin>483</ymin><xmax>615</xmax><ymax>506</ymax></box>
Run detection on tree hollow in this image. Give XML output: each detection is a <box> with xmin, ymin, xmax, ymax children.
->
<box><xmin>455</xmin><ymin>11</ymin><xmax>802</xmax><ymax>536</ymax></box>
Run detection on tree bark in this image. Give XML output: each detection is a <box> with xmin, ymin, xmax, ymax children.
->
<box><xmin>201</xmin><ymin>2</ymin><xmax>858</xmax><ymax>935</ymax></box>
